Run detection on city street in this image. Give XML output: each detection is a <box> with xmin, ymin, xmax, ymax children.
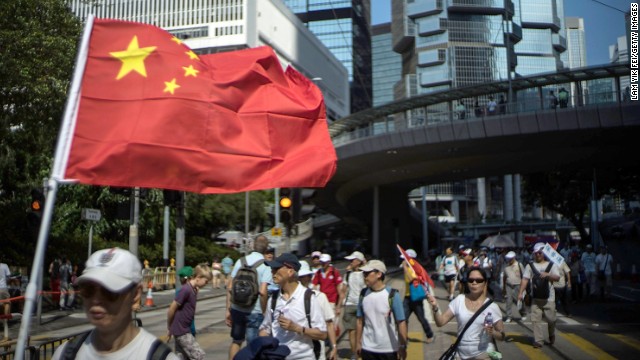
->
<box><xmin>4</xmin><ymin>265</ymin><xmax>640</xmax><ymax>359</ymax></box>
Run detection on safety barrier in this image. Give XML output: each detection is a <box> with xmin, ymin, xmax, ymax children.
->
<box><xmin>142</xmin><ymin>267</ymin><xmax>175</xmax><ymax>291</ymax></box>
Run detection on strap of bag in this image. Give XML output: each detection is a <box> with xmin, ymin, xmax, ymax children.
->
<box><xmin>603</xmin><ymin>255</ymin><xmax>609</xmax><ymax>271</ymax></box>
<box><xmin>451</xmin><ymin>299</ymin><xmax>494</xmax><ymax>350</ymax></box>
<box><xmin>62</xmin><ymin>330</ymin><xmax>91</xmax><ymax>360</ymax></box>
<box><xmin>147</xmin><ymin>339</ymin><xmax>172</xmax><ymax>360</ymax></box>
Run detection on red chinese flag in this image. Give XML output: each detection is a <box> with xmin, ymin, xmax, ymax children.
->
<box><xmin>397</xmin><ymin>244</ymin><xmax>435</xmax><ymax>289</ymax></box>
<box><xmin>62</xmin><ymin>19</ymin><xmax>336</xmax><ymax>193</ymax></box>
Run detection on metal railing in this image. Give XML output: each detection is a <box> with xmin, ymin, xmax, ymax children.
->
<box><xmin>333</xmin><ymin>89</ymin><xmax>627</xmax><ymax>147</ymax></box>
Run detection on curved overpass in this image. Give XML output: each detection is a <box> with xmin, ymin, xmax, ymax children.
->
<box><xmin>316</xmin><ymin>63</ymin><xmax>640</xmax><ymax>245</ymax></box>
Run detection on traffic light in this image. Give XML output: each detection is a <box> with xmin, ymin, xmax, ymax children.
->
<box><xmin>27</xmin><ymin>188</ymin><xmax>45</xmax><ymax>231</ymax></box>
<box><xmin>292</xmin><ymin>188</ymin><xmax>317</xmax><ymax>223</ymax></box>
<box><xmin>279</xmin><ymin>188</ymin><xmax>292</xmax><ymax>225</ymax></box>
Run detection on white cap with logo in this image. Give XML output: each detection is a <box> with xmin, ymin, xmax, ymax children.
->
<box><xmin>319</xmin><ymin>254</ymin><xmax>332</xmax><ymax>263</ymax></box>
<box><xmin>77</xmin><ymin>248</ymin><xmax>142</xmax><ymax>292</ymax></box>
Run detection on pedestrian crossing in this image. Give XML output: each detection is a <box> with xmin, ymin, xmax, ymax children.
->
<box><xmin>396</xmin><ymin>322</ymin><xmax>640</xmax><ymax>359</ymax></box>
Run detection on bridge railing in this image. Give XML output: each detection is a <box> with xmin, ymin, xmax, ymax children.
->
<box><xmin>333</xmin><ymin>89</ymin><xmax>628</xmax><ymax>147</ymax></box>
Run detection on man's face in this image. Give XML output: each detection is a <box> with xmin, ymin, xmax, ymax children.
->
<box><xmin>534</xmin><ymin>250</ymin><xmax>545</xmax><ymax>262</ymax></box>
<box><xmin>265</xmin><ymin>253</ymin><xmax>274</xmax><ymax>261</ymax></box>
<box><xmin>350</xmin><ymin>258</ymin><xmax>362</xmax><ymax>269</ymax></box>
<box><xmin>363</xmin><ymin>269</ymin><xmax>380</xmax><ymax>287</ymax></box>
<box><xmin>321</xmin><ymin>261</ymin><xmax>330</xmax><ymax>270</ymax></box>
<box><xmin>79</xmin><ymin>281</ymin><xmax>140</xmax><ymax>332</ymax></box>
<box><xmin>311</xmin><ymin>257</ymin><xmax>320</xmax><ymax>267</ymax></box>
<box><xmin>271</xmin><ymin>264</ymin><xmax>295</xmax><ymax>286</ymax></box>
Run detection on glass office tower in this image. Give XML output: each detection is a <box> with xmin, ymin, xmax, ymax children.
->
<box><xmin>562</xmin><ymin>17</ymin><xmax>587</xmax><ymax>69</ymax></box>
<box><xmin>372</xmin><ymin>23</ymin><xmax>402</xmax><ymax>107</ymax></box>
<box><xmin>283</xmin><ymin>0</ymin><xmax>372</xmax><ymax>113</ymax></box>
<box><xmin>392</xmin><ymin>0</ymin><xmax>565</xmax><ymax>99</ymax></box>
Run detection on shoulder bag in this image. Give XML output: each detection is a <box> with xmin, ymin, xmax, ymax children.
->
<box><xmin>439</xmin><ymin>299</ymin><xmax>494</xmax><ymax>360</ymax></box>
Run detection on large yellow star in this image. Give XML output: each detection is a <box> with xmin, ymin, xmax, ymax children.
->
<box><xmin>163</xmin><ymin>78</ymin><xmax>180</xmax><ymax>94</ymax></box>
<box><xmin>183</xmin><ymin>65</ymin><xmax>199</xmax><ymax>77</ymax></box>
<box><xmin>110</xmin><ymin>36</ymin><xmax>157</xmax><ymax>80</ymax></box>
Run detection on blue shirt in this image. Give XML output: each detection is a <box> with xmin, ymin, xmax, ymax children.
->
<box><xmin>221</xmin><ymin>256</ymin><xmax>234</xmax><ymax>275</ymax></box>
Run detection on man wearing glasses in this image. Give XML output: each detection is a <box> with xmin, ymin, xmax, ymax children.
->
<box><xmin>517</xmin><ymin>242</ymin><xmax>560</xmax><ymax>349</ymax></box>
<box><xmin>356</xmin><ymin>260</ymin><xmax>408</xmax><ymax>360</ymax></box>
<box><xmin>259</xmin><ymin>253</ymin><xmax>327</xmax><ymax>359</ymax></box>
<box><xmin>53</xmin><ymin>248</ymin><xmax>177</xmax><ymax>359</ymax></box>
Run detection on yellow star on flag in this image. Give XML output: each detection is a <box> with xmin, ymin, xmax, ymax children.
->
<box><xmin>183</xmin><ymin>65</ymin><xmax>199</xmax><ymax>77</ymax></box>
<box><xmin>186</xmin><ymin>50</ymin><xmax>199</xmax><ymax>60</ymax></box>
<box><xmin>171</xmin><ymin>37</ymin><xmax>183</xmax><ymax>45</ymax></box>
<box><xmin>163</xmin><ymin>78</ymin><xmax>181</xmax><ymax>94</ymax></box>
<box><xmin>110</xmin><ymin>36</ymin><xmax>157</xmax><ymax>80</ymax></box>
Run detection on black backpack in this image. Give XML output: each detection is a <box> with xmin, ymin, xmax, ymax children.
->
<box><xmin>270</xmin><ymin>288</ymin><xmax>320</xmax><ymax>359</ymax></box>
<box><xmin>529</xmin><ymin>262</ymin><xmax>553</xmax><ymax>300</ymax></box>
<box><xmin>61</xmin><ymin>330</ymin><xmax>171</xmax><ymax>360</ymax></box>
<box><xmin>358</xmin><ymin>287</ymin><xmax>399</xmax><ymax>323</ymax></box>
<box><xmin>231</xmin><ymin>257</ymin><xmax>264</xmax><ymax>308</ymax></box>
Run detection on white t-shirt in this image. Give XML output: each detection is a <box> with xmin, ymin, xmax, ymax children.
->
<box><xmin>52</xmin><ymin>328</ymin><xmax>178</xmax><ymax>360</ymax></box>
<box><xmin>344</xmin><ymin>270</ymin><xmax>366</xmax><ymax>306</ymax></box>
<box><xmin>595</xmin><ymin>254</ymin><xmax>613</xmax><ymax>275</ymax></box>
<box><xmin>357</xmin><ymin>287</ymin><xmax>405</xmax><ymax>354</ymax></box>
<box><xmin>0</xmin><ymin>263</ymin><xmax>10</xmax><ymax>289</ymax></box>
<box><xmin>523</xmin><ymin>261</ymin><xmax>560</xmax><ymax>302</ymax></box>
<box><xmin>553</xmin><ymin>262</ymin><xmax>571</xmax><ymax>289</ymax></box>
<box><xmin>259</xmin><ymin>283</ymin><xmax>327</xmax><ymax>360</ymax></box>
<box><xmin>448</xmin><ymin>295</ymin><xmax>501</xmax><ymax>359</ymax></box>
<box><xmin>442</xmin><ymin>256</ymin><xmax>459</xmax><ymax>276</ymax></box>
<box><xmin>312</xmin><ymin>289</ymin><xmax>333</xmax><ymax>360</ymax></box>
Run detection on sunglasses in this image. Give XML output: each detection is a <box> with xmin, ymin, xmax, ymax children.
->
<box><xmin>79</xmin><ymin>283</ymin><xmax>133</xmax><ymax>302</ymax></box>
<box><xmin>467</xmin><ymin>278</ymin><xmax>486</xmax><ymax>284</ymax></box>
<box><xmin>363</xmin><ymin>270</ymin><xmax>379</xmax><ymax>277</ymax></box>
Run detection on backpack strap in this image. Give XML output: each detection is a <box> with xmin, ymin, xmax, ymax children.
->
<box><xmin>251</xmin><ymin>259</ymin><xmax>265</xmax><ymax>269</ymax></box>
<box><xmin>304</xmin><ymin>288</ymin><xmax>313</xmax><ymax>327</ymax></box>
<box><xmin>240</xmin><ymin>256</ymin><xmax>247</xmax><ymax>267</ymax></box>
<box><xmin>61</xmin><ymin>330</ymin><xmax>91</xmax><ymax>360</ymax></box>
<box><xmin>270</xmin><ymin>290</ymin><xmax>279</xmax><ymax>313</ymax></box>
<box><xmin>147</xmin><ymin>339</ymin><xmax>172</xmax><ymax>360</ymax></box>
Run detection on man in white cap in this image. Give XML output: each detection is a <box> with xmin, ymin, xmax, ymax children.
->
<box><xmin>518</xmin><ymin>243</ymin><xmax>560</xmax><ymax>349</ymax></box>
<box><xmin>400</xmin><ymin>249</ymin><xmax>434</xmax><ymax>343</ymax></box>
<box><xmin>52</xmin><ymin>248</ymin><xmax>177</xmax><ymax>359</ymax></box>
<box><xmin>312</xmin><ymin>254</ymin><xmax>343</xmax><ymax>314</ymax></box>
<box><xmin>337</xmin><ymin>251</ymin><xmax>367</xmax><ymax>360</ymax></box>
<box><xmin>298</xmin><ymin>260</ymin><xmax>338</xmax><ymax>360</ymax></box>
<box><xmin>310</xmin><ymin>251</ymin><xmax>323</xmax><ymax>274</ymax></box>
<box><xmin>502</xmin><ymin>251</ymin><xmax>527</xmax><ymax>322</ymax></box>
<box><xmin>356</xmin><ymin>260</ymin><xmax>407</xmax><ymax>359</ymax></box>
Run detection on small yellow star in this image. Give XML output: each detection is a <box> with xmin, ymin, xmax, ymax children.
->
<box><xmin>183</xmin><ymin>65</ymin><xmax>199</xmax><ymax>77</ymax></box>
<box><xmin>163</xmin><ymin>78</ymin><xmax>181</xmax><ymax>95</ymax></box>
<box><xmin>171</xmin><ymin>37</ymin><xmax>182</xmax><ymax>45</ymax></box>
<box><xmin>110</xmin><ymin>36</ymin><xmax>157</xmax><ymax>80</ymax></box>
<box><xmin>185</xmin><ymin>50</ymin><xmax>199</xmax><ymax>60</ymax></box>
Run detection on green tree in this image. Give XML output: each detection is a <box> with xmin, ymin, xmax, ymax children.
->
<box><xmin>0</xmin><ymin>0</ymin><xmax>81</xmax><ymax>264</ymax></box>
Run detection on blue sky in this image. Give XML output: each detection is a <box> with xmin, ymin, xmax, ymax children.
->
<box><xmin>371</xmin><ymin>0</ymin><xmax>632</xmax><ymax>66</ymax></box>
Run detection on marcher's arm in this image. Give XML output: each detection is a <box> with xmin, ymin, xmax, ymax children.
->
<box><xmin>518</xmin><ymin>278</ymin><xmax>529</xmax><ymax>299</ymax></box>
<box><xmin>397</xmin><ymin>320</ymin><xmax>408</xmax><ymax>359</ymax></box>
<box><xmin>259</xmin><ymin>282</ymin><xmax>268</xmax><ymax>314</ymax></box>
<box><xmin>356</xmin><ymin>317</ymin><xmax>363</xmax><ymax>356</ymax></box>
<box><xmin>167</xmin><ymin>301</ymin><xmax>179</xmax><ymax>332</ymax></box>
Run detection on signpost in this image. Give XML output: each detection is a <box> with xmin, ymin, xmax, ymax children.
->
<box><xmin>81</xmin><ymin>208</ymin><xmax>101</xmax><ymax>258</ymax></box>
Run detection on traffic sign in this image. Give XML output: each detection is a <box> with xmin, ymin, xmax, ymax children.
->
<box><xmin>81</xmin><ymin>208</ymin><xmax>102</xmax><ymax>222</ymax></box>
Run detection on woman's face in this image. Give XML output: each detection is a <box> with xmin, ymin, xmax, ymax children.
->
<box><xmin>466</xmin><ymin>270</ymin><xmax>487</xmax><ymax>295</ymax></box>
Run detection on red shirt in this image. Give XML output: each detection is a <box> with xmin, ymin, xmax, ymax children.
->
<box><xmin>312</xmin><ymin>266</ymin><xmax>343</xmax><ymax>303</ymax></box>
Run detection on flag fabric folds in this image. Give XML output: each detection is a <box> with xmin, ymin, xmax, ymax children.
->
<box><xmin>62</xmin><ymin>19</ymin><xmax>336</xmax><ymax>194</ymax></box>
<box><xmin>397</xmin><ymin>244</ymin><xmax>435</xmax><ymax>289</ymax></box>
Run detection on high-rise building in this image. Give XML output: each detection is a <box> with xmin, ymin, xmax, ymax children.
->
<box><xmin>391</xmin><ymin>0</ymin><xmax>566</xmax><ymax>99</ymax></box>
<box><xmin>610</xmin><ymin>35</ymin><xmax>630</xmax><ymax>99</ymax></box>
<box><xmin>282</xmin><ymin>0</ymin><xmax>372</xmax><ymax>113</ymax></box>
<box><xmin>372</xmin><ymin>23</ymin><xmax>402</xmax><ymax>107</ymax></box>
<box><xmin>68</xmin><ymin>0</ymin><xmax>350</xmax><ymax>121</ymax></box>
<box><xmin>562</xmin><ymin>17</ymin><xmax>587</xmax><ymax>69</ymax></box>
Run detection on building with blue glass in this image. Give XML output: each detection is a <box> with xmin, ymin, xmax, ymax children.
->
<box><xmin>372</xmin><ymin>23</ymin><xmax>402</xmax><ymax>107</ymax></box>
<box><xmin>282</xmin><ymin>0</ymin><xmax>372</xmax><ymax>113</ymax></box>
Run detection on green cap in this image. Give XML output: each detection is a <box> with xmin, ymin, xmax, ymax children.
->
<box><xmin>177</xmin><ymin>266</ymin><xmax>193</xmax><ymax>278</ymax></box>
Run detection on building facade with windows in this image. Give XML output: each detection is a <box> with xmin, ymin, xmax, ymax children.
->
<box><xmin>68</xmin><ymin>0</ymin><xmax>350</xmax><ymax>121</ymax></box>
<box><xmin>282</xmin><ymin>0</ymin><xmax>372</xmax><ymax>113</ymax></box>
<box><xmin>372</xmin><ymin>23</ymin><xmax>402</xmax><ymax>107</ymax></box>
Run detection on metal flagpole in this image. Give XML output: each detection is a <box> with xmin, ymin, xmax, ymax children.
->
<box><xmin>14</xmin><ymin>15</ymin><xmax>95</xmax><ymax>360</ymax></box>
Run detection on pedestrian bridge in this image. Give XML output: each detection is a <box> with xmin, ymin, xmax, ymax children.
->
<box><xmin>316</xmin><ymin>63</ymin><xmax>640</xmax><ymax>255</ymax></box>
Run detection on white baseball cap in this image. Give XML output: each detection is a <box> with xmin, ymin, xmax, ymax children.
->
<box><xmin>400</xmin><ymin>249</ymin><xmax>418</xmax><ymax>259</ymax></box>
<box><xmin>77</xmin><ymin>248</ymin><xmax>142</xmax><ymax>292</ymax></box>
<box><xmin>533</xmin><ymin>242</ymin><xmax>546</xmax><ymax>253</ymax></box>
<box><xmin>360</xmin><ymin>260</ymin><xmax>387</xmax><ymax>274</ymax></box>
<box><xmin>319</xmin><ymin>254</ymin><xmax>332</xmax><ymax>263</ymax></box>
<box><xmin>311</xmin><ymin>251</ymin><xmax>322</xmax><ymax>258</ymax></box>
<box><xmin>505</xmin><ymin>251</ymin><xmax>516</xmax><ymax>259</ymax></box>
<box><xmin>297</xmin><ymin>260</ymin><xmax>314</xmax><ymax>277</ymax></box>
<box><xmin>345</xmin><ymin>251</ymin><xmax>365</xmax><ymax>262</ymax></box>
